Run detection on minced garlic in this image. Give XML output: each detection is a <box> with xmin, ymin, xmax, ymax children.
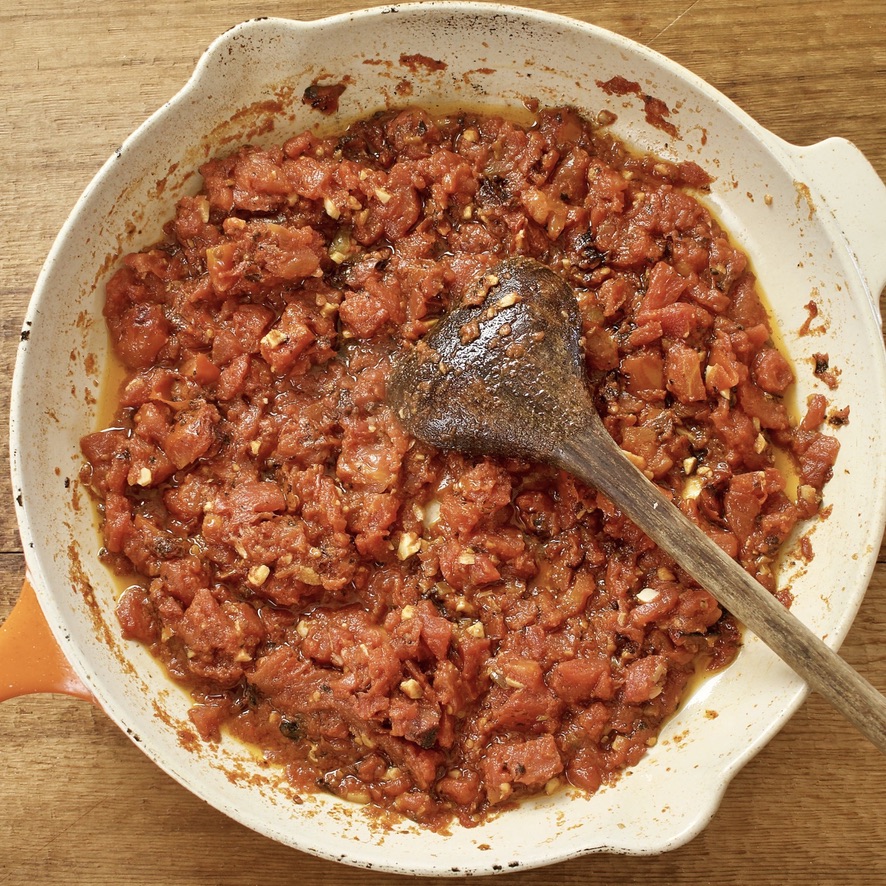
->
<box><xmin>399</xmin><ymin>678</ymin><xmax>423</xmax><ymax>699</ymax></box>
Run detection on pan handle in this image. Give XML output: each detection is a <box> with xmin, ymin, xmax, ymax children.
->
<box><xmin>0</xmin><ymin>577</ymin><xmax>96</xmax><ymax>703</ymax></box>
<box><xmin>788</xmin><ymin>137</ymin><xmax>886</xmax><ymax>324</ymax></box>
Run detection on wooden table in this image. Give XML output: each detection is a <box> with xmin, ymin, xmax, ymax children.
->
<box><xmin>2</xmin><ymin>1</ymin><xmax>884</xmax><ymax>883</ymax></box>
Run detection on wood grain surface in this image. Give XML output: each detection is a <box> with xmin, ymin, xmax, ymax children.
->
<box><xmin>1</xmin><ymin>2</ymin><xmax>884</xmax><ymax>884</ymax></box>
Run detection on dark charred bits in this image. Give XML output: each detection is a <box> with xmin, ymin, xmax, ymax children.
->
<box><xmin>418</xmin><ymin>727</ymin><xmax>439</xmax><ymax>749</ymax></box>
<box><xmin>828</xmin><ymin>406</ymin><xmax>850</xmax><ymax>427</ymax></box>
<box><xmin>572</xmin><ymin>230</ymin><xmax>606</xmax><ymax>271</ymax></box>
<box><xmin>279</xmin><ymin>717</ymin><xmax>304</xmax><ymax>741</ymax></box>
<box><xmin>812</xmin><ymin>352</ymin><xmax>839</xmax><ymax>390</ymax></box>
<box><xmin>478</xmin><ymin>175</ymin><xmax>511</xmax><ymax>205</ymax></box>
<box><xmin>302</xmin><ymin>81</ymin><xmax>347</xmax><ymax>115</ymax></box>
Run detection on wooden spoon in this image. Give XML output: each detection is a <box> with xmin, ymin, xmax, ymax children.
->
<box><xmin>388</xmin><ymin>255</ymin><xmax>886</xmax><ymax>753</ymax></box>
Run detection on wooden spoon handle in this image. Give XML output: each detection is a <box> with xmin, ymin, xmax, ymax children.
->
<box><xmin>556</xmin><ymin>421</ymin><xmax>886</xmax><ymax>754</ymax></box>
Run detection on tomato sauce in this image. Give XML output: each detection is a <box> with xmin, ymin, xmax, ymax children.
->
<box><xmin>80</xmin><ymin>106</ymin><xmax>840</xmax><ymax>829</ymax></box>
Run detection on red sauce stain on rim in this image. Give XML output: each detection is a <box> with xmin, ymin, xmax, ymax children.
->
<box><xmin>798</xmin><ymin>296</ymin><xmax>828</xmax><ymax>336</ymax></box>
<box><xmin>399</xmin><ymin>52</ymin><xmax>447</xmax><ymax>74</ymax></box>
<box><xmin>596</xmin><ymin>75</ymin><xmax>679</xmax><ymax>138</ymax></box>
<box><xmin>812</xmin><ymin>352</ymin><xmax>841</xmax><ymax>389</ymax></box>
<box><xmin>463</xmin><ymin>67</ymin><xmax>497</xmax><ymax>83</ymax></box>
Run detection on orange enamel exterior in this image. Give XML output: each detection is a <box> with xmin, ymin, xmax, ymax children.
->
<box><xmin>0</xmin><ymin>578</ymin><xmax>95</xmax><ymax>703</ymax></box>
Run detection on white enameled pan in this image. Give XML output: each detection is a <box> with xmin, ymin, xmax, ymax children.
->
<box><xmin>6</xmin><ymin>3</ymin><xmax>886</xmax><ymax>876</ymax></box>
